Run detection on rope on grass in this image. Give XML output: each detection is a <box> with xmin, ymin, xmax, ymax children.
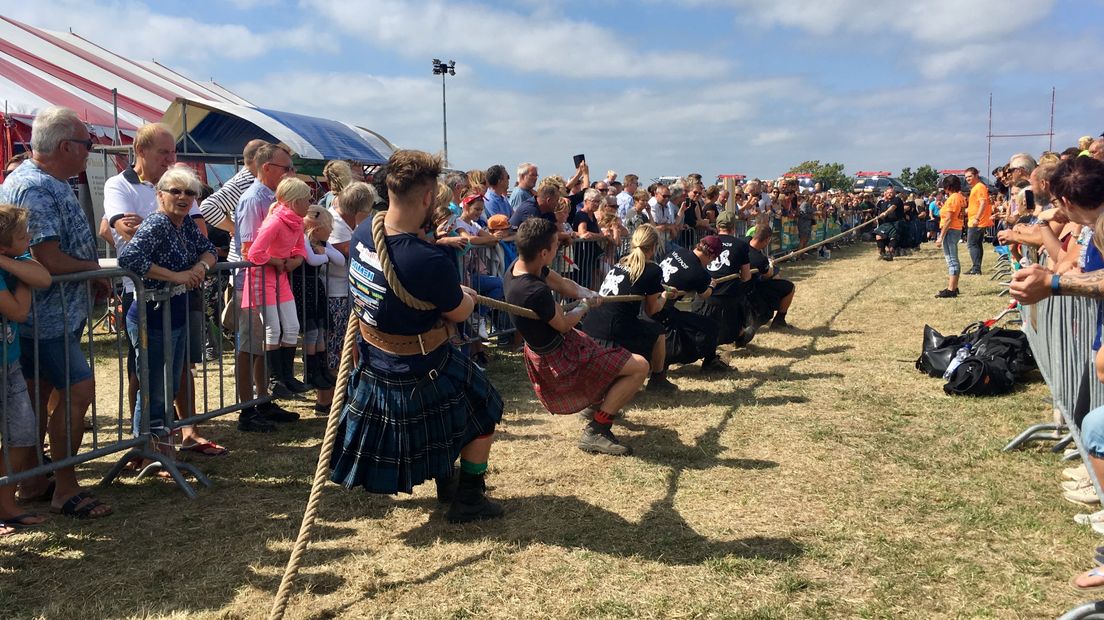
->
<box><xmin>268</xmin><ymin>310</ymin><xmax>359</xmax><ymax>620</ymax></box>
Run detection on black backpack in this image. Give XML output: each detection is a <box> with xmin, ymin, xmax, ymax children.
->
<box><xmin>943</xmin><ymin>355</ymin><xmax>1017</xmax><ymax>396</ymax></box>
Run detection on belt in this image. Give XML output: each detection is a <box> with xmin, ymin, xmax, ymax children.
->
<box><xmin>360</xmin><ymin>322</ymin><xmax>452</xmax><ymax>356</ymax></box>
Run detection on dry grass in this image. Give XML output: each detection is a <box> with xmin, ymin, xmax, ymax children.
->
<box><xmin>0</xmin><ymin>241</ymin><xmax>1095</xmax><ymax>619</ymax></box>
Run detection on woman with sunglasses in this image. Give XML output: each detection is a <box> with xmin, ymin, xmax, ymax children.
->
<box><xmin>118</xmin><ymin>167</ymin><xmax>216</xmax><ymax>456</ymax></box>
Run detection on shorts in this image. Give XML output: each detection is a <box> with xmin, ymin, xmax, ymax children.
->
<box><xmin>1</xmin><ymin>362</ymin><xmax>38</xmax><ymax>448</ymax></box>
<box><xmin>234</xmin><ymin>289</ymin><xmax>265</xmax><ymax>356</ymax></box>
<box><xmin>20</xmin><ymin>326</ymin><xmax>93</xmax><ymax>389</ymax></box>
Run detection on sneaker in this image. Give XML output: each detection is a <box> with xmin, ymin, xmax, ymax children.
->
<box><xmin>237</xmin><ymin>408</ymin><xmax>276</xmax><ymax>433</ymax></box>
<box><xmin>935</xmin><ymin>289</ymin><xmax>959</xmax><ymax>298</ymax></box>
<box><xmin>881</xmin><ymin>253</ymin><xmax>893</xmax><ymax>261</ymax></box>
<box><xmin>1063</xmin><ymin>479</ymin><xmax>1094</xmax><ymax>492</ymax></box>
<box><xmin>646</xmin><ymin>375</ymin><xmax>678</xmax><ymax>393</ymax></box>
<box><xmin>1074</xmin><ymin>510</ymin><xmax>1104</xmax><ymax>525</ymax></box>
<box><xmin>1093</xmin><ymin>521</ymin><xmax>1104</xmax><ymax>535</ymax></box>
<box><xmin>578</xmin><ymin>425</ymin><xmax>632</xmax><ymax>456</ymax></box>
<box><xmin>258</xmin><ymin>401</ymin><xmax>300</xmax><ymax>423</ymax></box>
<box><xmin>770</xmin><ymin>318</ymin><xmax>792</xmax><ymax>330</ymax></box>
<box><xmin>313</xmin><ymin>404</ymin><xmax>331</xmax><ymax>417</ymax></box>
<box><xmin>477</xmin><ymin>318</ymin><xmax>490</xmax><ymax>341</ymax></box>
<box><xmin>269</xmin><ymin>379</ymin><xmax>297</xmax><ymax>400</ymax></box>
<box><xmin>965</xmin><ymin>268</ymin><xmax>981</xmax><ymax>275</ymax></box>
<box><xmin>1064</xmin><ymin>466</ymin><xmax>1091</xmax><ymax>481</ymax></box>
<box><xmin>1064</xmin><ymin>486</ymin><xmax>1100</xmax><ymax>506</ymax></box>
<box><xmin>700</xmin><ymin>356</ymin><xmax>731</xmax><ymax>374</ymax></box>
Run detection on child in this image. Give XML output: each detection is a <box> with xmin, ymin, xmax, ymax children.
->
<box><xmin>291</xmin><ymin>205</ymin><xmax>343</xmax><ymax>395</ymax></box>
<box><xmin>245</xmin><ymin>177</ymin><xmax>310</xmax><ymax>397</ymax></box>
<box><xmin>0</xmin><ymin>204</ymin><xmax>52</xmax><ymax>532</ymax></box>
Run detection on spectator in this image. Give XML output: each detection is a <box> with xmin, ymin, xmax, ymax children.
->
<box><xmin>702</xmin><ymin>185</ymin><xmax>722</xmax><ymax>224</ymax></box>
<box><xmin>625</xmin><ymin>190</ymin><xmax>652</xmax><ymax>231</ymax></box>
<box><xmin>245</xmin><ymin>177</ymin><xmax>312</xmax><ymax>398</ymax></box>
<box><xmin>466</xmin><ymin>169</ymin><xmax>487</xmax><ymax>200</ymax></box>
<box><xmin>199</xmin><ymin>139</ymin><xmax>269</xmax><ymax>234</ymax></box>
<box><xmin>616</xmin><ymin>174</ymin><xmax>639</xmax><ymax>222</ymax></box>
<box><xmin>320</xmin><ymin>160</ymin><xmax>353</xmax><ymax>211</ymax></box>
<box><xmin>118</xmin><ymin>168</ymin><xmax>216</xmax><ymax>467</ymax></box>
<box><xmin>229</xmin><ymin>143</ymin><xmax>297</xmax><ymax>431</ymax></box>
<box><xmin>509</xmin><ymin>162</ymin><xmax>538</xmax><ymax>214</ymax></box>
<box><xmin>454</xmin><ymin>193</ymin><xmax>504</xmax><ymax>361</ymax></box>
<box><xmin>483</xmin><ymin>165</ymin><xmax>512</xmax><ymax>220</ymax></box>
<box><xmin>291</xmin><ymin>206</ymin><xmax>341</xmax><ymax>392</ymax></box>
<box><xmin>1089</xmin><ymin>137</ymin><xmax>1104</xmax><ymax>162</ymax></box>
<box><xmin>796</xmin><ymin>190</ymin><xmax>816</xmax><ymax>255</ymax></box>
<box><xmin>2</xmin><ymin>152</ymin><xmax>29</xmax><ymax>185</ymax></box>
<box><xmin>964</xmin><ymin>166</ymin><xmax>995</xmax><ymax>274</ymax></box>
<box><xmin>509</xmin><ymin>179</ymin><xmax>557</xmax><ymax>228</ymax></box>
<box><xmin>444</xmin><ymin>171</ymin><xmax>469</xmax><ymax>216</ymax></box>
<box><xmin>0</xmin><ymin>203</ymin><xmax>52</xmax><ymax>531</ymax></box>
<box><xmin>318</xmin><ymin>181</ymin><xmax>376</xmax><ymax>415</ymax></box>
<box><xmin>0</xmin><ymin>106</ymin><xmax>112</xmax><ymax>519</ymax></box>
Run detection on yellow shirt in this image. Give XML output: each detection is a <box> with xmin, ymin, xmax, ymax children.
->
<box><xmin>940</xmin><ymin>193</ymin><xmax>966</xmax><ymax>231</ymax></box>
<box><xmin>966</xmin><ymin>182</ymin><xmax>991</xmax><ymax>227</ymax></box>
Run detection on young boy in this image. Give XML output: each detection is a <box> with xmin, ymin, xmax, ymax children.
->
<box><xmin>0</xmin><ymin>204</ymin><xmax>52</xmax><ymax>534</ymax></box>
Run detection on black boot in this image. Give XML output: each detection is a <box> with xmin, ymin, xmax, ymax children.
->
<box><xmin>266</xmin><ymin>350</ymin><xmax>295</xmax><ymax>399</ymax></box>
<box><xmin>237</xmin><ymin>406</ymin><xmax>276</xmax><ymax>432</ymax></box>
<box><xmin>258</xmin><ymin>399</ymin><xmax>300</xmax><ymax>423</ymax></box>
<box><xmin>281</xmin><ymin>347</ymin><xmax>312</xmax><ymax>394</ymax></box>
<box><xmin>435</xmin><ymin>464</ymin><xmax>460</xmax><ymax>504</ymax></box>
<box><xmin>446</xmin><ymin>470</ymin><xmax>504</xmax><ymax>523</ymax></box>
<box><xmin>306</xmin><ymin>353</ymin><xmax>335</xmax><ymax>390</ymax></box>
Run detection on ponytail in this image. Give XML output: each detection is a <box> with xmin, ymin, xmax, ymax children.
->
<box><xmin>619</xmin><ymin>224</ymin><xmax>659</xmax><ymax>283</ymax></box>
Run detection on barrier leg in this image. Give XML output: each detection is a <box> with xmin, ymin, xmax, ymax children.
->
<box><xmin>1058</xmin><ymin>601</ymin><xmax>1104</xmax><ymax>620</ymax></box>
<box><xmin>1002</xmin><ymin>423</ymin><xmax>1063</xmax><ymax>451</ymax></box>
<box><xmin>1052</xmin><ymin>433</ymin><xmax>1075</xmax><ymax>453</ymax></box>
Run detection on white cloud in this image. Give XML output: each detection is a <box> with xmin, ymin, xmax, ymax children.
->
<box><xmin>3</xmin><ymin>1</ymin><xmax>330</xmax><ymax>64</ymax></box>
<box><xmin>303</xmin><ymin>0</ymin><xmax>729</xmax><ymax>79</ymax></box>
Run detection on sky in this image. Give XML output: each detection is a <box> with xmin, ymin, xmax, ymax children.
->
<box><xmin>7</xmin><ymin>0</ymin><xmax>1104</xmax><ymax>183</ymax></box>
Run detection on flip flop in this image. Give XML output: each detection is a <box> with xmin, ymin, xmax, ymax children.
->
<box><xmin>0</xmin><ymin>512</ymin><xmax>45</xmax><ymax>529</ymax></box>
<box><xmin>180</xmin><ymin>440</ymin><xmax>229</xmax><ymax>457</ymax></box>
<box><xmin>52</xmin><ymin>491</ymin><xmax>113</xmax><ymax>520</ymax></box>
<box><xmin>1070</xmin><ymin>566</ymin><xmax>1104</xmax><ymax>593</ymax></box>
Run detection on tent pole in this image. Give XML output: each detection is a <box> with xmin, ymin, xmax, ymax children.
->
<box><xmin>182</xmin><ymin>100</ymin><xmax>189</xmax><ymax>156</ymax></box>
<box><xmin>112</xmin><ymin>88</ymin><xmax>120</xmax><ymax>146</ymax></box>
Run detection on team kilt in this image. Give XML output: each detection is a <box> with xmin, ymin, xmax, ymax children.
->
<box><xmin>523</xmin><ymin>328</ymin><xmax>631</xmax><ymax>415</ymax></box>
<box><xmin>873</xmin><ymin>221</ymin><xmax>900</xmax><ymax>242</ymax></box>
<box><xmin>691</xmin><ymin>295</ymin><xmax>746</xmax><ymax>346</ymax></box>
<box><xmin>329</xmin><ymin>342</ymin><xmax>503</xmax><ymax>494</ymax></box>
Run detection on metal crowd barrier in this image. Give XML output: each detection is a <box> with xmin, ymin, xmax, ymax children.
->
<box><xmin>0</xmin><ymin>267</ymin><xmax>151</xmax><ymax>489</ymax></box>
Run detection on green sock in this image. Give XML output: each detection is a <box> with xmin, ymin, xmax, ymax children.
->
<box><xmin>460</xmin><ymin>459</ymin><xmax>487</xmax><ymax>476</ymax></box>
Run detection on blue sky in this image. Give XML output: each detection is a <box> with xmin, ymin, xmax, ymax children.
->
<box><xmin>9</xmin><ymin>0</ymin><xmax>1104</xmax><ymax>183</ymax></box>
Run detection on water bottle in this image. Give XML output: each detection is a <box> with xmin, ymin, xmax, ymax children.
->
<box><xmin>943</xmin><ymin>344</ymin><xmax>972</xmax><ymax>380</ymax></box>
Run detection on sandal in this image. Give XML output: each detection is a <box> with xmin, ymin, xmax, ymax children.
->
<box><xmin>1070</xmin><ymin>566</ymin><xmax>1104</xmax><ymax>593</ymax></box>
<box><xmin>180</xmin><ymin>440</ymin><xmax>229</xmax><ymax>457</ymax></box>
<box><xmin>52</xmin><ymin>491</ymin><xmax>113</xmax><ymax>520</ymax></box>
<box><xmin>0</xmin><ymin>512</ymin><xmax>45</xmax><ymax>529</ymax></box>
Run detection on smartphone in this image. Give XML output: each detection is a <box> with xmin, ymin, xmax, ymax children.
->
<box><xmin>573</xmin><ymin>154</ymin><xmax>586</xmax><ymax>169</ymax></box>
<box><xmin>1024</xmin><ymin>189</ymin><xmax>1035</xmax><ymax>211</ymax></box>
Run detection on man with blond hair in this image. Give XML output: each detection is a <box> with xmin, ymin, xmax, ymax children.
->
<box><xmin>617</xmin><ymin>174</ymin><xmax>639</xmax><ymax>223</ymax></box>
<box><xmin>509</xmin><ymin>162</ymin><xmax>538</xmax><ymax>214</ymax></box>
<box><xmin>0</xmin><ymin>106</ymin><xmax>112</xmax><ymax>519</ymax></box>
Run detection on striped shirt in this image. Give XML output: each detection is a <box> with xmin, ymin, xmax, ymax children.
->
<box><xmin>200</xmin><ymin>167</ymin><xmax>255</xmax><ymax>228</ymax></box>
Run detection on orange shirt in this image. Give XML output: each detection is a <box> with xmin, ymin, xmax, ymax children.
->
<box><xmin>940</xmin><ymin>193</ymin><xmax>966</xmax><ymax>231</ymax></box>
<box><xmin>966</xmin><ymin>181</ymin><xmax>991</xmax><ymax>227</ymax></box>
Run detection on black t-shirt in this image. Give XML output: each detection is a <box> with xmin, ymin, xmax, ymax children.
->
<box><xmin>705</xmin><ymin>234</ymin><xmax>750</xmax><ymax>297</ymax></box>
<box><xmin>877</xmin><ymin>197</ymin><xmax>905</xmax><ymax>222</ymax></box>
<box><xmin>582</xmin><ymin>262</ymin><xmax>663</xmax><ymax>340</ymax></box>
<box><xmin>572</xmin><ymin>209</ymin><xmax>600</xmax><ymax>234</ymax></box>
<box><xmin>510</xmin><ymin>203</ymin><xmax>555</xmax><ymax>229</ymax></box>
<box><xmin>348</xmin><ymin>223</ymin><xmax>463</xmax><ymax>374</ymax></box>
<box><xmin>658</xmin><ymin>246</ymin><xmax>710</xmax><ymax>295</ymax></box>
<box><xmin>568</xmin><ymin>190</ymin><xmax>586</xmax><ymax>210</ymax></box>
<box><xmin>749</xmin><ymin>246</ymin><xmax>771</xmax><ymax>276</ymax></box>
<box><xmin>503</xmin><ymin>262</ymin><xmax>561</xmax><ymax>350</ymax></box>
<box><xmin>682</xmin><ymin>200</ymin><xmax>698</xmax><ymax>228</ymax></box>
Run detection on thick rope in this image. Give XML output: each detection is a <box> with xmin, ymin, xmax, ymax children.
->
<box><xmin>268</xmin><ymin>310</ymin><xmax>360</xmax><ymax>620</ymax></box>
<box><xmin>371</xmin><ymin>211</ymin><xmax>434</xmax><ymax>311</ymax></box>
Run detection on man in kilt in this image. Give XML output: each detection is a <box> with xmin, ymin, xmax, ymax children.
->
<box><xmin>329</xmin><ymin>150</ymin><xmax>504</xmax><ymax>524</ymax></box>
<box><xmin>504</xmin><ymin>218</ymin><xmax>649</xmax><ymax>456</ymax></box>
<box><xmin>690</xmin><ymin>213</ymin><xmax>753</xmax><ymax>346</ymax></box>
<box><xmin>873</xmin><ymin>187</ymin><xmax>904</xmax><ymax>261</ymax></box>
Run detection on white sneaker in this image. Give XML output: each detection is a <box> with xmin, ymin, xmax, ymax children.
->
<box><xmin>477</xmin><ymin>318</ymin><xmax>490</xmax><ymax>341</ymax></box>
<box><xmin>1073</xmin><ymin>510</ymin><xmax>1104</xmax><ymax>525</ymax></box>
<box><xmin>1065</xmin><ymin>487</ymin><xmax>1100</xmax><ymax>506</ymax></box>
<box><xmin>1065</xmin><ymin>466</ymin><xmax>1091</xmax><ymax>481</ymax></box>
<box><xmin>1063</xmin><ymin>479</ymin><xmax>1094</xmax><ymax>492</ymax></box>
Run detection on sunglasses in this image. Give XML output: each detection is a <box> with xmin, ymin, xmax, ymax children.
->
<box><xmin>161</xmin><ymin>187</ymin><xmax>198</xmax><ymax>197</ymax></box>
<box><xmin>63</xmin><ymin>138</ymin><xmax>94</xmax><ymax>150</ymax></box>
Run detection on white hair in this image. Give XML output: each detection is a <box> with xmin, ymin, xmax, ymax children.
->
<box><xmin>516</xmin><ymin>162</ymin><xmax>535</xmax><ymax>178</ymax></box>
<box><xmin>30</xmin><ymin>106</ymin><xmax>86</xmax><ymax>156</ymax></box>
<box><xmin>156</xmin><ymin>167</ymin><xmax>201</xmax><ymax>194</ymax></box>
<box><xmin>1009</xmin><ymin>152</ymin><xmax>1037</xmax><ymax>173</ymax></box>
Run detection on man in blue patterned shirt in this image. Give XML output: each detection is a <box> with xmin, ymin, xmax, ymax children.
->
<box><xmin>0</xmin><ymin>106</ymin><xmax>112</xmax><ymax>519</ymax></box>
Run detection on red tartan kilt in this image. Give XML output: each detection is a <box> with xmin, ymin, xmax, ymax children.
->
<box><xmin>523</xmin><ymin>329</ymin><xmax>632</xmax><ymax>415</ymax></box>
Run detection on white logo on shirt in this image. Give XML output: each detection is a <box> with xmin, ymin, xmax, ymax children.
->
<box><xmin>660</xmin><ymin>257</ymin><xmax>680</xmax><ymax>283</ymax></box>
<box><xmin>708</xmin><ymin>249</ymin><xmax>730</xmax><ymax>272</ymax></box>
<box><xmin>599</xmin><ymin>271</ymin><xmax>625</xmax><ymax>296</ymax></box>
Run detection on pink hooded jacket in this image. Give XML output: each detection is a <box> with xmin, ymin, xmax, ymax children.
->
<box><xmin>243</xmin><ymin>203</ymin><xmax>306</xmax><ymax>308</ymax></box>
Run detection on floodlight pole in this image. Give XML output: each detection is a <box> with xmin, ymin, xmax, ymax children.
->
<box><xmin>432</xmin><ymin>59</ymin><xmax>456</xmax><ymax>167</ymax></box>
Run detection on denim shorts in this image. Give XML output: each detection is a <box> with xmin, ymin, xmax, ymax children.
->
<box><xmin>1</xmin><ymin>362</ymin><xmax>38</xmax><ymax>448</ymax></box>
<box><xmin>1082</xmin><ymin>406</ymin><xmax>1104</xmax><ymax>459</ymax></box>
<box><xmin>20</xmin><ymin>326</ymin><xmax>93</xmax><ymax>388</ymax></box>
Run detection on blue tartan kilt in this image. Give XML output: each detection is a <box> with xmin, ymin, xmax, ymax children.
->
<box><xmin>873</xmin><ymin>222</ymin><xmax>900</xmax><ymax>241</ymax></box>
<box><xmin>329</xmin><ymin>343</ymin><xmax>503</xmax><ymax>494</ymax></box>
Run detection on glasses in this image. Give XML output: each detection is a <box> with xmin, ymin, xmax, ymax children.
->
<box><xmin>63</xmin><ymin>138</ymin><xmax>94</xmax><ymax>151</ymax></box>
<box><xmin>267</xmin><ymin>162</ymin><xmax>296</xmax><ymax>173</ymax></box>
<box><xmin>160</xmin><ymin>187</ymin><xmax>198</xmax><ymax>197</ymax></box>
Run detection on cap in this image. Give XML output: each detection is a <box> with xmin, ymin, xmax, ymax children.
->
<box><xmin>461</xmin><ymin>193</ymin><xmax>484</xmax><ymax>207</ymax></box>
<box><xmin>487</xmin><ymin>213</ymin><xmax>511</xmax><ymax>230</ymax></box>
<box><xmin>700</xmin><ymin>235</ymin><xmax>722</xmax><ymax>256</ymax></box>
<box><xmin>715</xmin><ymin>211</ymin><xmax>737</xmax><ymax>228</ymax></box>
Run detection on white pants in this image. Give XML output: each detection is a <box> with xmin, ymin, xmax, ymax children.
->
<box><xmin>259</xmin><ymin>300</ymin><xmax>300</xmax><ymax>347</ymax></box>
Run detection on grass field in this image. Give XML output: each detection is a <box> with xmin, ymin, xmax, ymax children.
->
<box><xmin>0</xmin><ymin>240</ymin><xmax>1096</xmax><ymax>619</ymax></box>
